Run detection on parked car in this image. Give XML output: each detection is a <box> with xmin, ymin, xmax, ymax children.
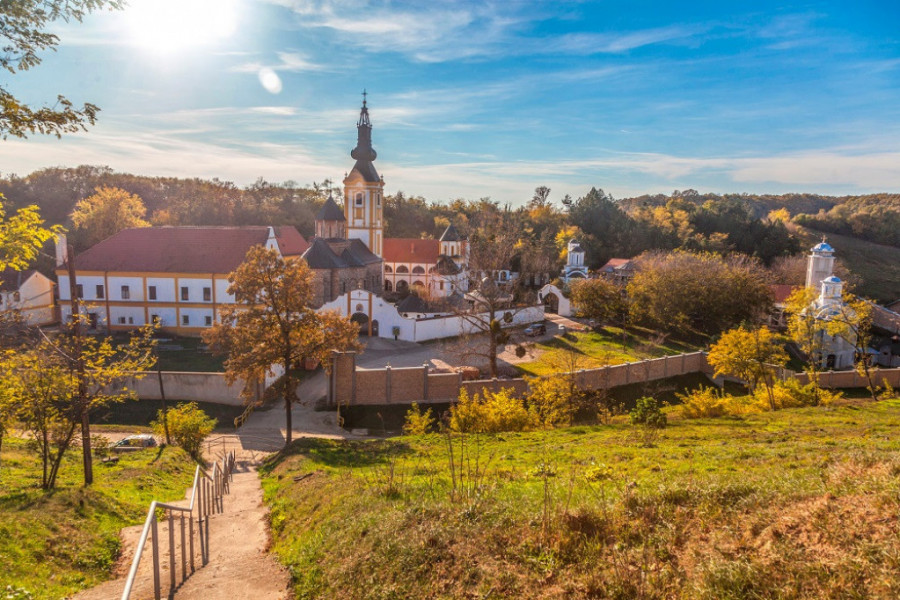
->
<box><xmin>524</xmin><ymin>323</ymin><xmax>547</xmax><ymax>337</ymax></box>
<box><xmin>112</xmin><ymin>434</ymin><xmax>158</xmax><ymax>452</ymax></box>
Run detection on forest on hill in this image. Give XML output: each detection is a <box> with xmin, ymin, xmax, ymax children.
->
<box><xmin>2</xmin><ymin>165</ymin><xmax>897</xmax><ymax>300</ymax></box>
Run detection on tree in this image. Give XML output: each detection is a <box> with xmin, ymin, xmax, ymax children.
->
<box><xmin>203</xmin><ymin>246</ymin><xmax>359</xmax><ymax>447</ymax></box>
<box><xmin>0</xmin><ymin>197</ymin><xmax>62</xmax><ymax>270</ymax></box>
<box><xmin>71</xmin><ymin>186</ymin><xmax>150</xmax><ymax>247</ymax></box>
<box><xmin>707</xmin><ymin>325</ymin><xmax>788</xmax><ymax>410</ymax></box>
<box><xmin>1</xmin><ymin>0</ymin><xmax>123</xmax><ymax>138</ymax></box>
<box><xmin>569</xmin><ymin>278</ymin><xmax>625</xmax><ymax>325</ymax></box>
<box><xmin>452</xmin><ymin>212</ymin><xmax>535</xmax><ymax>378</ymax></box>
<box><xmin>828</xmin><ymin>293</ymin><xmax>880</xmax><ymax>401</ymax></box>
<box><xmin>627</xmin><ymin>250</ymin><xmax>772</xmax><ymax>337</ymax></box>
<box><xmin>152</xmin><ymin>403</ymin><xmax>216</xmax><ymax>460</ymax></box>
<box><xmin>2</xmin><ymin>322</ymin><xmax>155</xmax><ymax>489</ymax></box>
<box><xmin>785</xmin><ymin>287</ymin><xmax>826</xmax><ymax>404</ymax></box>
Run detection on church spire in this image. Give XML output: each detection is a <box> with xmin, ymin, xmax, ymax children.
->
<box><xmin>351</xmin><ymin>90</ymin><xmax>377</xmax><ymax>164</ymax></box>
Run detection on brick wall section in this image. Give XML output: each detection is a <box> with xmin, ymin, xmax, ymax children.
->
<box><xmin>355</xmin><ymin>370</ymin><xmax>387</xmax><ymax>405</ymax></box>
<box><xmin>328</xmin><ymin>350</ymin><xmax>900</xmax><ymax>407</ymax></box>
<box><xmin>427</xmin><ymin>372</ymin><xmax>462</xmax><ymax>402</ymax></box>
<box><xmin>390</xmin><ymin>367</ymin><xmax>426</xmax><ymax>403</ymax></box>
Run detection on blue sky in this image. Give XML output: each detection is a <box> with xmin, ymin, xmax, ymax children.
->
<box><xmin>2</xmin><ymin>0</ymin><xmax>899</xmax><ymax>205</ymax></box>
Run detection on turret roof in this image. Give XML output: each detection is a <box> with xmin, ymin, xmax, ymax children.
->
<box><xmin>439</xmin><ymin>224</ymin><xmax>461</xmax><ymax>242</ymax></box>
<box><xmin>315</xmin><ymin>195</ymin><xmax>346</xmax><ymax>221</ymax></box>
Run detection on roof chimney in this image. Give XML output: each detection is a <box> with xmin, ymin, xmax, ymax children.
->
<box><xmin>55</xmin><ymin>234</ymin><xmax>69</xmax><ymax>267</ymax></box>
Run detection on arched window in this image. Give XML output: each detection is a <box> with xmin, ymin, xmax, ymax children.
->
<box><xmin>413</xmin><ymin>280</ymin><xmax>425</xmax><ymax>289</ymax></box>
<box><xmin>412</xmin><ymin>266</ymin><xmax>425</xmax><ymax>274</ymax></box>
<box><xmin>384</xmin><ymin>265</ymin><xmax>393</xmax><ymax>273</ymax></box>
<box><xmin>384</xmin><ymin>280</ymin><xmax>393</xmax><ymax>292</ymax></box>
<box><xmin>428</xmin><ymin>266</ymin><xmax>436</xmax><ymax>274</ymax></box>
<box><xmin>397</xmin><ymin>265</ymin><xmax>409</xmax><ymax>274</ymax></box>
<box><xmin>396</xmin><ymin>280</ymin><xmax>409</xmax><ymax>292</ymax></box>
<box><xmin>355</xmin><ymin>192</ymin><xmax>363</xmax><ymax>205</ymax></box>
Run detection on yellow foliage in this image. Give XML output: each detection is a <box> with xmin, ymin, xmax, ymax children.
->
<box><xmin>402</xmin><ymin>402</ymin><xmax>436</xmax><ymax>436</ymax></box>
<box><xmin>752</xmin><ymin>379</ymin><xmax>842</xmax><ymax>410</ymax></box>
<box><xmin>450</xmin><ymin>388</ymin><xmax>537</xmax><ymax>433</ymax></box>
<box><xmin>526</xmin><ymin>375</ymin><xmax>576</xmax><ymax>428</ymax></box>
<box><xmin>678</xmin><ymin>386</ymin><xmax>760</xmax><ymax>418</ymax></box>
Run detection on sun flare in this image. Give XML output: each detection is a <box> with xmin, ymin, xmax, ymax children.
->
<box><xmin>125</xmin><ymin>0</ymin><xmax>238</xmax><ymax>54</ymax></box>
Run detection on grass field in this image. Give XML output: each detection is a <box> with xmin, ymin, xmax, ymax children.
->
<box><xmin>516</xmin><ymin>326</ymin><xmax>701</xmax><ymax>377</ymax></box>
<box><xmin>261</xmin><ymin>399</ymin><xmax>900</xmax><ymax>599</ymax></box>
<box><xmin>0</xmin><ymin>439</ymin><xmax>196</xmax><ymax>599</ymax></box>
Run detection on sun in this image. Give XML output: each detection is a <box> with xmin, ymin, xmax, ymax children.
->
<box><xmin>125</xmin><ymin>0</ymin><xmax>238</xmax><ymax>54</ymax></box>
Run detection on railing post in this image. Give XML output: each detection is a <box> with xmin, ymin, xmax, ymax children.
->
<box><xmin>168</xmin><ymin>511</ymin><xmax>176</xmax><ymax>592</ymax></box>
<box><xmin>151</xmin><ymin>515</ymin><xmax>161</xmax><ymax>600</ymax></box>
<box><xmin>189</xmin><ymin>514</ymin><xmax>195</xmax><ymax>574</ymax></box>
<box><xmin>180</xmin><ymin>513</ymin><xmax>186</xmax><ymax>583</ymax></box>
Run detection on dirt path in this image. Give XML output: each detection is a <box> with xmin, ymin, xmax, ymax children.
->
<box><xmin>72</xmin><ymin>456</ymin><xmax>291</xmax><ymax>600</ymax></box>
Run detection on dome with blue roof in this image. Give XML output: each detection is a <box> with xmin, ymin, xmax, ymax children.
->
<box><xmin>822</xmin><ymin>275</ymin><xmax>842</xmax><ymax>283</ymax></box>
<box><xmin>812</xmin><ymin>241</ymin><xmax>834</xmax><ymax>253</ymax></box>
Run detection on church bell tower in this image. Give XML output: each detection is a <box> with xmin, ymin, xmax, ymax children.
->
<box><xmin>343</xmin><ymin>91</ymin><xmax>384</xmax><ymax>257</ymax></box>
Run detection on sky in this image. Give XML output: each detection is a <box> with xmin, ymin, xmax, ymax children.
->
<box><xmin>1</xmin><ymin>0</ymin><xmax>899</xmax><ymax>206</ymax></box>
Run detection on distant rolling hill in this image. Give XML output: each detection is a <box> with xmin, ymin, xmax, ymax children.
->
<box><xmin>794</xmin><ymin>225</ymin><xmax>900</xmax><ymax>303</ymax></box>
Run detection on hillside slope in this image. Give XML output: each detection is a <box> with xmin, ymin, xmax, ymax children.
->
<box><xmin>261</xmin><ymin>400</ymin><xmax>900</xmax><ymax>600</ymax></box>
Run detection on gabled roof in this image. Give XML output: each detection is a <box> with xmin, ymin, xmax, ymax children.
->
<box><xmin>315</xmin><ymin>196</ymin><xmax>346</xmax><ymax>222</ymax></box>
<box><xmin>439</xmin><ymin>224</ymin><xmax>461</xmax><ymax>242</ymax></box>
<box><xmin>435</xmin><ymin>255</ymin><xmax>461</xmax><ymax>275</ymax></box>
<box><xmin>600</xmin><ymin>258</ymin><xmax>633</xmax><ymax>272</ymax></box>
<box><xmin>69</xmin><ymin>226</ymin><xmax>308</xmax><ymax>274</ymax></box>
<box><xmin>0</xmin><ymin>268</ymin><xmax>37</xmax><ymax>292</ymax></box>
<box><xmin>301</xmin><ymin>238</ymin><xmax>382</xmax><ymax>270</ymax></box>
<box><xmin>383</xmin><ymin>238</ymin><xmax>440</xmax><ymax>264</ymax></box>
<box><xmin>397</xmin><ymin>294</ymin><xmax>430</xmax><ymax>313</ymax></box>
<box><xmin>274</xmin><ymin>226</ymin><xmax>310</xmax><ymax>256</ymax></box>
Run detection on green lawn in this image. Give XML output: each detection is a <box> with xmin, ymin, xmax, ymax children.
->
<box><xmin>0</xmin><ymin>438</ymin><xmax>196</xmax><ymax>599</ymax></box>
<box><xmin>516</xmin><ymin>325</ymin><xmax>702</xmax><ymax>377</ymax></box>
<box><xmin>261</xmin><ymin>399</ymin><xmax>900</xmax><ymax>599</ymax></box>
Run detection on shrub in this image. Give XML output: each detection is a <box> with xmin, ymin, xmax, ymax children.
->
<box><xmin>679</xmin><ymin>386</ymin><xmax>760</xmax><ymax>418</ymax></box>
<box><xmin>402</xmin><ymin>402</ymin><xmax>435</xmax><ymax>436</ymax></box>
<box><xmin>152</xmin><ymin>403</ymin><xmax>216</xmax><ymax>460</ymax></box>
<box><xmin>449</xmin><ymin>388</ymin><xmax>536</xmax><ymax>433</ymax></box>
<box><xmin>526</xmin><ymin>375</ymin><xmax>577</xmax><ymax>428</ymax></box>
<box><xmin>752</xmin><ymin>379</ymin><xmax>843</xmax><ymax>411</ymax></box>
<box><xmin>629</xmin><ymin>396</ymin><xmax>667</xmax><ymax>428</ymax></box>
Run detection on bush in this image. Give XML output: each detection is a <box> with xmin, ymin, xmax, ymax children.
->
<box><xmin>526</xmin><ymin>375</ymin><xmax>577</xmax><ymax>428</ymax></box>
<box><xmin>402</xmin><ymin>402</ymin><xmax>435</xmax><ymax>435</ymax></box>
<box><xmin>678</xmin><ymin>386</ymin><xmax>760</xmax><ymax>418</ymax></box>
<box><xmin>449</xmin><ymin>388</ymin><xmax>537</xmax><ymax>433</ymax></box>
<box><xmin>152</xmin><ymin>403</ymin><xmax>216</xmax><ymax>460</ymax></box>
<box><xmin>630</xmin><ymin>396</ymin><xmax>667</xmax><ymax>428</ymax></box>
<box><xmin>752</xmin><ymin>379</ymin><xmax>843</xmax><ymax>411</ymax></box>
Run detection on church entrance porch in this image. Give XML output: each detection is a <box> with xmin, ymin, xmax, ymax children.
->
<box><xmin>543</xmin><ymin>292</ymin><xmax>560</xmax><ymax>314</ymax></box>
<box><xmin>351</xmin><ymin>312</ymin><xmax>370</xmax><ymax>336</ymax></box>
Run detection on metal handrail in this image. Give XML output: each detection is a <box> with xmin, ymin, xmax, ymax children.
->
<box><xmin>121</xmin><ymin>451</ymin><xmax>236</xmax><ymax>600</ymax></box>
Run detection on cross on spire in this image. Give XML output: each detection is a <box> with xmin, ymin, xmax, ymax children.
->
<box><xmin>362</xmin><ymin>89</ymin><xmax>367</xmax><ymax>106</ymax></box>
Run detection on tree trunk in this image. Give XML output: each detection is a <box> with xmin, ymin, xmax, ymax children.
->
<box><xmin>157</xmin><ymin>360</ymin><xmax>171</xmax><ymax>444</ymax></box>
<box><xmin>67</xmin><ymin>245</ymin><xmax>93</xmax><ymax>485</ymax></box>
<box><xmin>284</xmin><ymin>357</ymin><xmax>294</xmax><ymax>447</ymax></box>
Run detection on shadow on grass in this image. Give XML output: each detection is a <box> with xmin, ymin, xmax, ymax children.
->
<box><xmin>264</xmin><ymin>437</ymin><xmax>413</xmax><ymax>471</ymax></box>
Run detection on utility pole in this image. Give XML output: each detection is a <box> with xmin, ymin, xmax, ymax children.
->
<box><xmin>66</xmin><ymin>244</ymin><xmax>93</xmax><ymax>485</ymax></box>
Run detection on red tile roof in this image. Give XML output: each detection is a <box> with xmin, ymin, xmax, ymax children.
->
<box><xmin>383</xmin><ymin>238</ymin><xmax>440</xmax><ymax>264</ymax></box>
<box><xmin>69</xmin><ymin>226</ymin><xmax>308</xmax><ymax>274</ymax></box>
<box><xmin>769</xmin><ymin>284</ymin><xmax>799</xmax><ymax>304</ymax></box>
<box><xmin>273</xmin><ymin>226</ymin><xmax>310</xmax><ymax>256</ymax></box>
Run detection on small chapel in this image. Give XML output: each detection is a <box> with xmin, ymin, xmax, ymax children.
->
<box><xmin>803</xmin><ymin>240</ymin><xmax>857</xmax><ymax>370</ymax></box>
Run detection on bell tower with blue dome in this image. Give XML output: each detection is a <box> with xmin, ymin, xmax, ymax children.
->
<box><xmin>806</xmin><ymin>239</ymin><xmax>835</xmax><ymax>289</ymax></box>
